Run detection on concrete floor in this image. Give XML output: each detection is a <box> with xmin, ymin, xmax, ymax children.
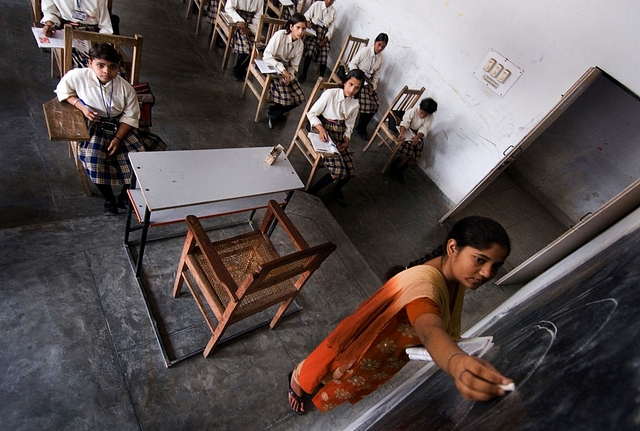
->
<box><xmin>0</xmin><ymin>0</ymin><xmax>566</xmax><ymax>429</ymax></box>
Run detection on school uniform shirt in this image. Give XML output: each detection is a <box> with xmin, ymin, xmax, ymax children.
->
<box><xmin>304</xmin><ymin>1</ymin><xmax>336</xmax><ymax>40</ymax></box>
<box><xmin>307</xmin><ymin>88</ymin><xmax>360</xmax><ymax>139</ymax></box>
<box><xmin>263</xmin><ymin>29</ymin><xmax>304</xmax><ymax>75</ymax></box>
<box><xmin>225</xmin><ymin>0</ymin><xmax>264</xmax><ymax>36</ymax></box>
<box><xmin>41</xmin><ymin>0</ymin><xmax>113</xmax><ymax>34</ymax></box>
<box><xmin>348</xmin><ymin>46</ymin><xmax>384</xmax><ymax>91</ymax></box>
<box><xmin>400</xmin><ymin>104</ymin><xmax>434</xmax><ymax>138</ymax></box>
<box><xmin>55</xmin><ymin>68</ymin><xmax>140</xmax><ymax>128</ymax></box>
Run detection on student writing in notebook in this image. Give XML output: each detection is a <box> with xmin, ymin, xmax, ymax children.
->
<box><xmin>305</xmin><ymin>69</ymin><xmax>365</xmax><ymax>207</ymax></box>
<box><xmin>41</xmin><ymin>0</ymin><xmax>119</xmax><ymax>36</ymax></box>
<box><xmin>390</xmin><ymin>97</ymin><xmax>438</xmax><ymax>184</ymax></box>
<box><xmin>287</xmin><ymin>216</ymin><xmax>513</xmax><ymax>413</ymax></box>
<box><xmin>263</xmin><ymin>13</ymin><xmax>307</xmax><ymax>128</ymax></box>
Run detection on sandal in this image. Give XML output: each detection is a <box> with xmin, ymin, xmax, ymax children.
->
<box><xmin>287</xmin><ymin>370</ymin><xmax>305</xmax><ymax>414</ymax></box>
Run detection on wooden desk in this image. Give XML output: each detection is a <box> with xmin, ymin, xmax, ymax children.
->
<box><xmin>123</xmin><ymin>147</ymin><xmax>304</xmax><ymax>367</ymax></box>
<box><xmin>42</xmin><ymin>97</ymin><xmax>90</xmax><ymax>141</ymax></box>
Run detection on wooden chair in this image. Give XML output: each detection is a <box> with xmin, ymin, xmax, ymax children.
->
<box><xmin>285</xmin><ymin>77</ymin><xmax>341</xmax><ymax>190</ymax></box>
<box><xmin>31</xmin><ymin>0</ymin><xmax>42</xmax><ymax>27</ymax></box>
<box><xmin>61</xmin><ymin>25</ymin><xmax>144</xmax><ymax>196</ymax></box>
<box><xmin>209</xmin><ymin>0</ymin><xmax>237</xmax><ymax>70</ymax></box>
<box><xmin>327</xmin><ymin>34</ymin><xmax>369</xmax><ymax>84</ymax></box>
<box><xmin>241</xmin><ymin>16</ymin><xmax>287</xmax><ymax>122</ymax></box>
<box><xmin>186</xmin><ymin>0</ymin><xmax>209</xmax><ymax>35</ymax></box>
<box><xmin>362</xmin><ymin>86</ymin><xmax>426</xmax><ymax>173</ymax></box>
<box><xmin>173</xmin><ymin>200</ymin><xmax>337</xmax><ymax>358</ymax></box>
<box><xmin>265</xmin><ymin>0</ymin><xmax>285</xmax><ymax>18</ymax></box>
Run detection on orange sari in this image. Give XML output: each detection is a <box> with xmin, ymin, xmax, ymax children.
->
<box><xmin>297</xmin><ymin>265</ymin><xmax>465</xmax><ymax>411</ymax></box>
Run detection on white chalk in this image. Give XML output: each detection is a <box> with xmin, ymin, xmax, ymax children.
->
<box><xmin>498</xmin><ymin>382</ymin><xmax>516</xmax><ymax>391</ymax></box>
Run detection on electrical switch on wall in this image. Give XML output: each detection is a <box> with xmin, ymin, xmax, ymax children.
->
<box><xmin>473</xmin><ymin>48</ymin><xmax>523</xmax><ymax>97</ymax></box>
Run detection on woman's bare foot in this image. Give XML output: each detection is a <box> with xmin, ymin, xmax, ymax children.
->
<box><xmin>287</xmin><ymin>371</ymin><xmax>305</xmax><ymax>413</ymax></box>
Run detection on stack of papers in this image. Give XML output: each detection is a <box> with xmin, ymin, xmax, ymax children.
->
<box><xmin>406</xmin><ymin>336</ymin><xmax>494</xmax><ymax>362</ymax></box>
<box><xmin>309</xmin><ymin>132</ymin><xmax>339</xmax><ymax>155</ymax></box>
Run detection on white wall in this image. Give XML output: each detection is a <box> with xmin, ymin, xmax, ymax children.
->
<box><xmin>330</xmin><ymin>0</ymin><xmax>640</xmax><ymax>205</ymax></box>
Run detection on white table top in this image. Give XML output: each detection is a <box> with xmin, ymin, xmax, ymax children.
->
<box><xmin>129</xmin><ymin>147</ymin><xmax>304</xmax><ymax>211</ymax></box>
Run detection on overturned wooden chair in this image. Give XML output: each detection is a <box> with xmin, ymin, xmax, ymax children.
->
<box><xmin>186</xmin><ymin>0</ymin><xmax>210</xmax><ymax>35</ymax></box>
<box><xmin>173</xmin><ymin>200</ymin><xmax>337</xmax><ymax>358</ymax></box>
<box><xmin>362</xmin><ymin>86</ymin><xmax>425</xmax><ymax>172</ymax></box>
<box><xmin>327</xmin><ymin>34</ymin><xmax>369</xmax><ymax>84</ymax></box>
<box><xmin>59</xmin><ymin>25</ymin><xmax>143</xmax><ymax>196</ymax></box>
<box><xmin>209</xmin><ymin>0</ymin><xmax>237</xmax><ymax>70</ymax></box>
<box><xmin>241</xmin><ymin>15</ymin><xmax>287</xmax><ymax>121</ymax></box>
<box><xmin>285</xmin><ymin>77</ymin><xmax>341</xmax><ymax>189</ymax></box>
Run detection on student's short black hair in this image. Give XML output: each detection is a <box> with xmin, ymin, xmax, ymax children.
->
<box><xmin>420</xmin><ymin>98</ymin><xmax>438</xmax><ymax>114</ymax></box>
<box><xmin>375</xmin><ymin>33</ymin><xmax>389</xmax><ymax>44</ymax></box>
<box><xmin>286</xmin><ymin>12</ymin><xmax>306</xmax><ymax>33</ymax></box>
<box><xmin>88</xmin><ymin>42</ymin><xmax>120</xmax><ymax>64</ymax></box>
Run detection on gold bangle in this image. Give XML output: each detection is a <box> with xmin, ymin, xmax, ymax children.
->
<box><xmin>72</xmin><ymin>99</ymin><xmax>81</xmax><ymax>107</ymax></box>
<box><xmin>446</xmin><ymin>351</ymin><xmax>466</xmax><ymax>375</ymax></box>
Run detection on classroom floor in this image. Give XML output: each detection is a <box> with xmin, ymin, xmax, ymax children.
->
<box><xmin>0</xmin><ymin>0</ymin><xmax>566</xmax><ymax>430</ymax></box>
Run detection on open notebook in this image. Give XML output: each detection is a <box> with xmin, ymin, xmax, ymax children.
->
<box><xmin>309</xmin><ymin>132</ymin><xmax>339</xmax><ymax>155</ymax></box>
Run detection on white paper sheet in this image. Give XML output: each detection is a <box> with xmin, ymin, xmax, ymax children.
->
<box><xmin>31</xmin><ymin>27</ymin><xmax>65</xmax><ymax>48</ymax></box>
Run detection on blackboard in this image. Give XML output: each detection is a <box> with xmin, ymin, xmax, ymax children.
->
<box><xmin>365</xmin><ymin>228</ymin><xmax>640</xmax><ymax>431</ymax></box>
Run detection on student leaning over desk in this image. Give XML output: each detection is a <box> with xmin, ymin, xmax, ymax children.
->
<box><xmin>287</xmin><ymin>216</ymin><xmax>514</xmax><ymax>414</ymax></box>
<box><xmin>263</xmin><ymin>13</ymin><xmax>307</xmax><ymax>128</ymax></box>
<box><xmin>54</xmin><ymin>43</ymin><xmax>166</xmax><ymax>216</ymax></box>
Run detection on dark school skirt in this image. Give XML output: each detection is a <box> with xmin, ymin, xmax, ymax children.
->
<box><xmin>316</xmin><ymin>119</ymin><xmax>355</xmax><ymax>179</ymax></box>
<box><xmin>357</xmin><ymin>87</ymin><xmax>380</xmax><ymax>114</ymax></box>
<box><xmin>270</xmin><ymin>77</ymin><xmax>305</xmax><ymax>106</ymax></box>
<box><xmin>231</xmin><ymin>10</ymin><xmax>256</xmax><ymax>55</ymax></box>
<box><xmin>304</xmin><ymin>24</ymin><xmax>330</xmax><ymax>65</ymax></box>
<box><xmin>78</xmin><ymin>119</ymin><xmax>167</xmax><ymax>186</ymax></box>
<box><xmin>396</xmin><ymin>135</ymin><xmax>424</xmax><ymax>162</ymax></box>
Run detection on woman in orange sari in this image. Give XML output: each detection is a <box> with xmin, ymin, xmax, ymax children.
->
<box><xmin>287</xmin><ymin>216</ymin><xmax>514</xmax><ymax>413</ymax></box>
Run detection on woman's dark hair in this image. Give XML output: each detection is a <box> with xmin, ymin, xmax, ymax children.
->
<box><xmin>286</xmin><ymin>12</ymin><xmax>307</xmax><ymax>33</ymax></box>
<box><xmin>343</xmin><ymin>68</ymin><xmax>366</xmax><ymax>98</ymax></box>
<box><xmin>420</xmin><ymin>98</ymin><xmax>438</xmax><ymax>115</ymax></box>
<box><xmin>88</xmin><ymin>42</ymin><xmax>120</xmax><ymax>64</ymax></box>
<box><xmin>375</xmin><ymin>33</ymin><xmax>389</xmax><ymax>44</ymax></box>
<box><xmin>385</xmin><ymin>216</ymin><xmax>510</xmax><ymax>281</ymax></box>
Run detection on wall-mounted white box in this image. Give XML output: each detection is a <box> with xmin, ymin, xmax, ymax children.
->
<box><xmin>473</xmin><ymin>49</ymin><xmax>523</xmax><ymax>97</ymax></box>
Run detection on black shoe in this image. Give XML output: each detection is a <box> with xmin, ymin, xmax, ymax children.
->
<box><xmin>356</xmin><ymin>129</ymin><xmax>370</xmax><ymax>141</ymax></box>
<box><xmin>395</xmin><ymin>170</ymin><xmax>406</xmax><ymax>185</ymax></box>
<box><xmin>104</xmin><ymin>201</ymin><xmax>118</xmax><ymax>216</ymax></box>
<box><xmin>298</xmin><ymin>74</ymin><xmax>306</xmax><ymax>83</ymax></box>
<box><xmin>331</xmin><ymin>189</ymin><xmax>347</xmax><ymax>207</ymax></box>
